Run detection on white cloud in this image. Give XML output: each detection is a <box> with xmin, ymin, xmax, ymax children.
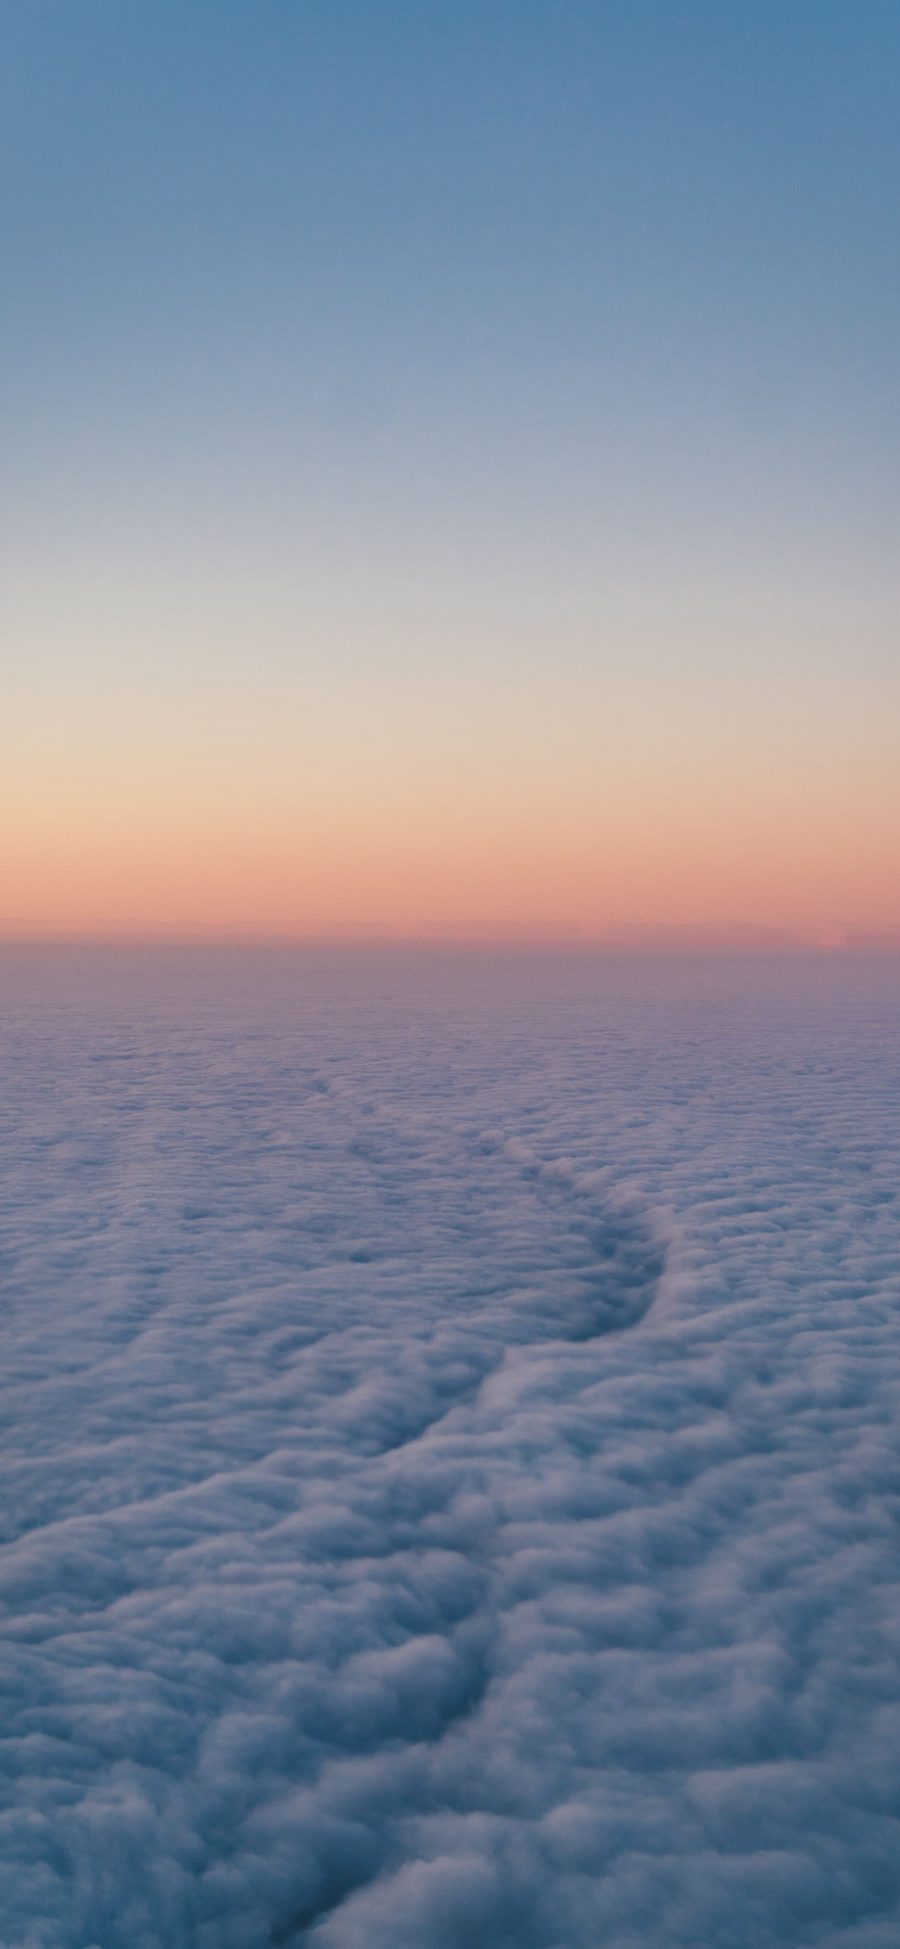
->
<box><xmin>1</xmin><ymin>948</ymin><xmax>899</xmax><ymax>1947</ymax></box>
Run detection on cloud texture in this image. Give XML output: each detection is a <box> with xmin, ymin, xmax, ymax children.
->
<box><xmin>1</xmin><ymin>948</ymin><xmax>900</xmax><ymax>1947</ymax></box>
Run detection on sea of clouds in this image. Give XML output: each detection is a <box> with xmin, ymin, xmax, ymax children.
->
<box><xmin>1</xmin><ymin>946</ymin><xmax>899</xmax><ymax>1949</ymax></box>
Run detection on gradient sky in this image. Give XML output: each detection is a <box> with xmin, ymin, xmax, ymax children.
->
<box><xmin>3</xmin><ymin>0</ymin><xmax>899</xmax><ymax>941</ymax></box>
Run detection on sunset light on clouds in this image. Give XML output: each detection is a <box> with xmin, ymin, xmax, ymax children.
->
<box><xmin>6</xmin><ymin>14</ymin><xmax>900</xmax><ymax>1949</ymax></box>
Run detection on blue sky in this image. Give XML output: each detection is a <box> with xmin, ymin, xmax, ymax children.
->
<box><xmin>4</xmin><ymin>2</ymin><xmax>899</xmax><ymax>936</ymax></box>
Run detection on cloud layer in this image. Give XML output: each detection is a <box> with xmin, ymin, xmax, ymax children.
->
<box><xmin>1</xmin><ymin>948</ymin><xmax>900</xmax><ymax>1947</ymax></box>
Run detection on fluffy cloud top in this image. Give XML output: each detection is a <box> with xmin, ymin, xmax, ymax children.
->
<box><xmin>1</xmin><ymin>948</ymin><xmax>899</xmax><ymax>1948</ymax></box>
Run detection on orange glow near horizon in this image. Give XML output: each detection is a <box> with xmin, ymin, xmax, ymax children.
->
<box><xmin>6</xmin><ymin>539</ymin><xmax>898</xmax><ymax>951</ymax></box>
<box><xmin>7</xmin><ymin>454</ymin><xmax>898</xmax><ymax>950</ymax></box>
<box><xmin>5</xmin><ymin>749</ymin><xmax>899</xmax><ymax>945</ymax></box>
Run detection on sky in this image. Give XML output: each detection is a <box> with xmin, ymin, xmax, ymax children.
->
<box><xmin>3</xmin><ymin>0</ymin><xmax>899</xmax><ymax>942</ymax></box>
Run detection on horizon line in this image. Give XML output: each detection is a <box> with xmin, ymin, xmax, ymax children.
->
<box><xmin>2</xmin><ymin>927</ymin><xmax>899</xmax><ymax>955</ymax></box>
